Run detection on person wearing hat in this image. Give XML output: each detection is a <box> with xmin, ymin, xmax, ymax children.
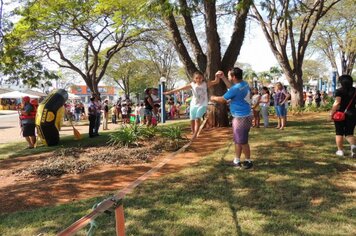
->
<box><xmin>93</xmin><ymin>94</ymin><xmax>102</xmax><ymax>136</ymax></box>
<box><xmin>19</xmin><ymin>96</ymin><xmax>36</xmax><ymax>148</ymax></box>
<box><xmin>88</xmin><ymin>96</ymin><xmax>98</xmax><ymax>138</ymax></box>
<box><xmin>143</xmin><ymin>88</ymin><xmax>157</xmax><ymax>127</ymax></box>
<box><xmin>103</xmin><ymin>99</ymin><xmax>109</xmax><ymax>130</ymax></box>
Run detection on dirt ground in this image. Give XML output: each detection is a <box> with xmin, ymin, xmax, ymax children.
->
<box><xmin>0</xmin><ymin>127</ymin><xmax>231</xmax><ymax>214</ymax></box>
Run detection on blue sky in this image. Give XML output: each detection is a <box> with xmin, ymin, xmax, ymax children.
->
<box><xmin>3</xmin><ymin>1</ymin><xmax>279</xmax><ymax>75</ymax></box>
<box><xmin>239</xmin><ymin>25</ymin><xmax>278</xmax><ymax>72</ymax></box>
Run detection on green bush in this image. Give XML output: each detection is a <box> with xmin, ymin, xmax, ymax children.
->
<box><xmin>289</xmin><ymin>105</ymin><xmax>304</xmax><ymax>114</ymax></box>
<box><xmin>321</xmin><ymin>96</ymin><xmax>334</xmax><ymax>111</ymax></box>
<box><xmin>268</xmin><ymin>106</ymin><xmax>276</xmax><ymax>116</ymax></box>
<box><xmin>158</xmin><ymin>126</ymin><xmax>184</xmax><ymax>140</ymax></box>
<box><xmin>300</xmin><ymin>97</ymin><xmax>334</xmax><ymax>113</ymax></box>
<box><xmin>157</xmin><ymin>126</ymin><xmax>186</xmax><ymax>151</ymax></box>
<box><xmin>138</xmin><ymin>126</ymin><xmax>157</xmax><ymax>139</ymax></box>
<box><xmin>107</xmin><ymin>125</ymin><xmax>159</xmax><ymax>147</ymax></box>
<box><xmin>107</xmin><ymin>126</ymin><xmax>139</xmax><ymax>147</ymax></box>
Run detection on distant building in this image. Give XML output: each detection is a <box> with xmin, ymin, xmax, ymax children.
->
<box><xmin>69</xmin><ymin>85</ymin><xmax>118</xmax><ymax>103</ymax></box>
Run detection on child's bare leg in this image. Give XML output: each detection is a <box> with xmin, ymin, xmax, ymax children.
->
<box><xmin>191</xmin><ymin>120</ymin><xmax>195</xmax><ymax>134</ymax></box>
<box><xmin>192</xmin><ymin>119</ymin><xmax>201</xmax><ymax>139</ymax></box>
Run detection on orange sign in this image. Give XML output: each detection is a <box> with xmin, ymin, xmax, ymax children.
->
<box><xmin>70</xmin><ymin>85</ymin><xmax>115</xmax><ymax>95</ymax></box>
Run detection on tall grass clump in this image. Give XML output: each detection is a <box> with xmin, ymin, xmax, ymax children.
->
<box><xmin>158</xmin><ymin>126</ymin><xmax>184</xmax><ymax>140</ymax></box>
<box><xmin>157</xmin><ymin>126</ymin><xmax>186</xmax><ymax>150</ymax></box>
<box><xmin>107</xmin><ymin>125</ymin><xmax>140</xmax><ymax>147</ymax></box>
<box><xmin>107</xmin><ymin>125</ymin><xmax>159</xmax><ymax>147</ymax></box>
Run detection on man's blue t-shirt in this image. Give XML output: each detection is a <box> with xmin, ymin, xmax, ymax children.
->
<box><xmin>223</xmin><ymin>80</ymin><xmax>251</xmax><ymax>117</ymax></box>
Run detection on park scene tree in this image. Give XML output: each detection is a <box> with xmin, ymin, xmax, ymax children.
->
<box><xmin>0</xmin><ymin>1</ymin><xmax>356</xmax><ymax>235</ymax></box>
<box><xmin>311</xmin><ymin>0</ymin><xmax>355</xmax><ymax>77</ymax></box>
<box><xmin>144</xmin><ymin>0</ymin><xmax>252</xmax><ymax>126</ymax></box>
<box><xmin>1</xmin><ymin>0</ymin><xmax>153</xmax><ymax>95</ymax></box>
<box><xmin>2</xmin><ymin>0</ymin><xmax>354</xmax><ymax>113</ymax></box>
<box><xmin>251</xmin><ymin>0</ymin><xmax>342</xmax><ymax>107</ymax></box>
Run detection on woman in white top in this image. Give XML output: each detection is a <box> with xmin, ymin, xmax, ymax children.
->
<box><xmin>164</xmin><ymin>71</ymin><xmax>220</xmax><ymax>139</ymax></box>
<box><xmin>251</xmin><ymin>88</ymin><xmax>261</xmax><ymax>128</ymax></box>
<box><xmin>121</xmin><ymin>104</ymin><xmax>128</xmax><ymax>124</ymax></box>
<box><xmin>259</xmin><ymin>86</ymin><xmax>270</xmax><ymax>128</ymax></box>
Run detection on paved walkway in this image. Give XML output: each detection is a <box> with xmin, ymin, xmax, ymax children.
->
<box><xmin>0</xmin><ymin>109</ymin><xmax>119</xmax><ymax>144</ymax></box>
<box><xmin>0</xmin><ymin>110</ymin><xmax>188</xmax><ymax>144</ymax></box>
<box><xmin>0</xmin><ymin>117</ymin><xmax>124</xmax><ymax>144</ymax></box>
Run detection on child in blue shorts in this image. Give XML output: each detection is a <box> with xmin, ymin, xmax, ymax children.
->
<box><xmin>164</xmin><ymin>71</ymin><xmax>220</xmax><ymax>139</ymax></box>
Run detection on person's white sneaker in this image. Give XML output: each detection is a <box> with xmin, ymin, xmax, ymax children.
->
<box><xmin>335</xmin><ymin>150</ymin><xmax>344</xmax><ymax>157</ymax></box>
<box><xmin>351</xmin><ymin>145</ymin><xmax>356</xmax><ymax>158</ymax></box>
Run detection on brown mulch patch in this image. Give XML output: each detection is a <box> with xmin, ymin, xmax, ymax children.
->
<box><xmin>0</xmin><ymin>128</ymin><xmax>231</xmax><ymax>213</ymax></box>
<box><xmin>13</xmin><ymin>137</ymin><xmax>184</xmax><ymax>178</ymax></box>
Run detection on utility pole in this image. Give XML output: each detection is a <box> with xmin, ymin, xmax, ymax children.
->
<box><xmin>0</xmin><ymin>0</ymin><xmax>4</xmax><ymax>86</ymax></box>
<box><xmin>0</xmin><ymin>0</ymin><xmax>3</xmax><ymax>48</ymax></box>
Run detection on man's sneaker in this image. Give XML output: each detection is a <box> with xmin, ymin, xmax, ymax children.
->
<box><xmin>242</xmin><ymin>161</ymin><xmax>253</xmax><ymax>169</ymax></box>
<box><xmin>351</xmin><ymin>145</ymin><xmax>356</xmax><ymax>158</ymax></box>
<box><xmin>233</xmin><ymin>161</ymin><xmax>242</xmax><ymax>168</ymax></box>
<box><xmin>335</xmin><ymin>150</ymin><xmax>344</xmax><ymax>157</ymax></box>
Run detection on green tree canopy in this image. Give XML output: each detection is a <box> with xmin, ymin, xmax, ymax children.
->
<box><xmin>2</xmin><ymin>0</ymin><xmax>153</xmax><ymax>95</ymax></box>
<box><xmin>106</xmin><ymin>49</ymin><xmax>160</xmax><ymax>99</ymax></box>
<box><xmin>311</xmin><ymin>0</ymin><xmax>355</xmax><ymax>76</ymax></box>
<box><xmin>302</xmin><ymin>59</ymin><xmax>328</xmax><ymax>81</ymax></box>
<box><xmin>252</xmin><ymin>0</ymin><xmax>341</xmax><ymax>107</ymax></box>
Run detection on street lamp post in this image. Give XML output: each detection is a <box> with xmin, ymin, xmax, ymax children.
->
<box><xmin>331</xmin><ymin>71</ymin><xmax>337</xmax><ymax>96</ymax></box>
<box><xmin>253</xmin><ymin>77</ymin><xmax>258</xmax><ymax>89</ymax></box>
<box><xmin>160</xmin><ymin>77</ymin><xmax>167</xmax><ymax>123</ymax></box>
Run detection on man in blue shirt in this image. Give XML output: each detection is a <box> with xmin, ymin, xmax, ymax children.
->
<box><xmin>211</xmin><ymin>67</ymin><xmax>253</xmax><ymax>169</ymax></box>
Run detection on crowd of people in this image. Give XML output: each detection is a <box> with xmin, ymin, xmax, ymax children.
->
<box><xmin>304</xmin><ymin>90</ymin><xmax>328</xmax><ymax>107</ymax></box>
<box><xmin>86</xmin><ymin>90</ymin><xmax>167</xmax><ymax>137</ymax></box>
<box><xmin>17</xmin><ymin>70</ymin><xmax>355</xmax><ymax>161</ymax></box>
<box><xmin>64</xmin><ymin>102</ymin><xmax>86</xmax><ymax>122</ymax></box>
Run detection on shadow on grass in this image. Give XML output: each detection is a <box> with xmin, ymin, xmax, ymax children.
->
<box><xmin>0</xmin><ymin>133</ymin><xmax>112</xmax><ymax>160</ymax></box>
<box><xmin>0</xmin><ymin>196</ymin><xmax>106</xmax><ymax>235</ymax></box>
<box><xmin>114</xmin><ymin>117</ymin><xmax>354</xmax><ymax>235</ymax></box>
<box><xmin>118</xmin><ymin>146</ymin><xmax>354</xmax><ymax>235</ymax></box>
<box><xmin>0</xmin><ymin>115</ymin><xmax>354</xmax><ymax>235</ymax></box>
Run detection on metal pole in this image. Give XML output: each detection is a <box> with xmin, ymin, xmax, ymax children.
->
<box><xmin>318</xmin><ymin>78</ymin><xmax>322</xmax><ymax>91</ymax></box>
<box><xmin>332</xmin><ymin>71</ymin><xmax>337</xmax><ymax>97</ymax></box>
<box><xmin>115</xmin><ymin>205</ymin><xmax>125</xmax><ymax>236</ymax></box>
<box><xmin>160</xmin><ymin>82</ymin><xmax>166</xmax><ymax>123</ymax></box>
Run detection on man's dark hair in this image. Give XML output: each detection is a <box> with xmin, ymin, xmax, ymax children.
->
<box><xmin>230</xmin><ymin>67</ymin><xmax>243</xmax><ymax>80</ymax></box>
<box><xmin>339</xmin><ymin>74</ymin><xmax>353</xmax><ymax>92</ymax></box>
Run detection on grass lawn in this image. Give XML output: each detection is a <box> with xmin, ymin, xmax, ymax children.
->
<box><xmin>0</xmin><ymin>120</ymin><xmax>191</xmax><ymax>160</ymax></box>
<box><xmin>0</xmin><ymin>113</ymin><xmax>355</xmax><ymax>235</ymax></box>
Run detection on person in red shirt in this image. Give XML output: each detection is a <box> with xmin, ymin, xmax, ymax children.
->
<box><xmin>19</xmin><ymin>96</ymin><xmax>36</xmax><ymax>148</ymax></box>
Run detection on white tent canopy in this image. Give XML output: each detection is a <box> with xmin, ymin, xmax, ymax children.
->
<box><xmin>0</xmin><ymin>91</ymin><xmax>40</xmax><ymax>99</ymax></box>
<box><xmin>68</xmin><ymin>92</ymin><xmax>81</xmax><ymax>100</ymax></box>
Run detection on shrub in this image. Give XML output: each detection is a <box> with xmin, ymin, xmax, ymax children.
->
<box><xmin>158</xmin><ymin>126</ymin><xmax>184</xmax><ymax>140</ymax></box>
<box><xmin>107</xmin><ymin>125</ymin><xmax>159</xmax><ymax>147</ymax></box>
<box><xmin>321</xmin><ymin>96</ymin><xmax>334</xmax><ymax>111</ymax></box>
<box><xmin>157</xmin><ymin>126</ymin><xmax>186</xmax><ymax>150</ymax></box>
<box><xmin>138</xmin><ymin>126</ymin><xmax>157</xmax><ymax>139</ymax></box>
<box><xmin>268</xmin><ymin>106</ymin><xmax>276</xmax><ymax>116</ymax></box>
<box><xmin>107</xmin><ymin>126</ymin><xmax>139</xmax><ymax>147</ymax></box>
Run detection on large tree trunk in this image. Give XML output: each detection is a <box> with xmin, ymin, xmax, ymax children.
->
<box><xmin>288</xmin><ymin>75</ymin><xmax>304</xmax><ymax>107</ymax></box>
<box><xmin>283</xmin><ymin>66</ymin><xmax>304</xmax><ymax>107</ymax></box>
<box><xmin>341</xmin><ymin>51</ymin><xmax>356</xmax><ymax>75</ymax></box>
<box><xmin>164</xmin><ymin>0</ymin><xmax>251</xmax><ymax>127</ymax></box>
<box><xmin>203</xmin><ymin>1</ymin><xmax>229</xmax><ymax>127</ymax></box>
